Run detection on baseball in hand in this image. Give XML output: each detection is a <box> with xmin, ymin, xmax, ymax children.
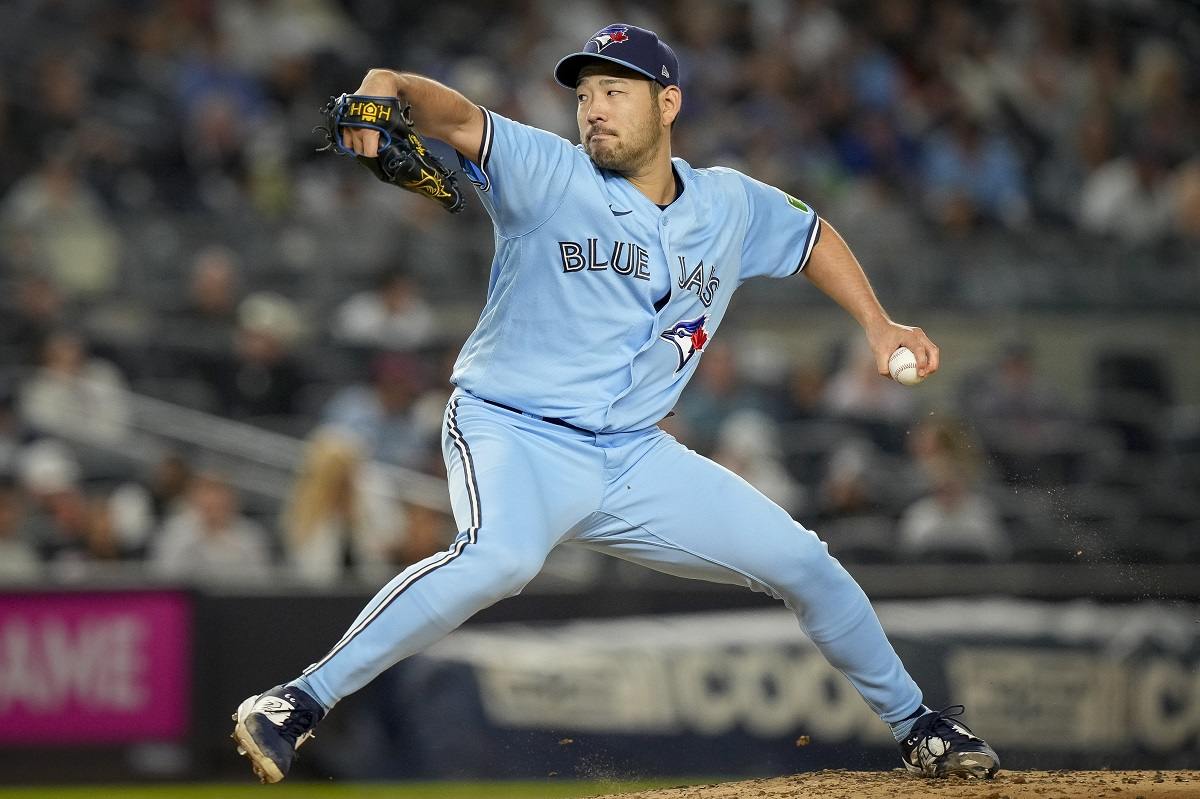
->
<box><xmin>888</xmin><ymin>346</ymin><xmax>925</xmax><ymax>386</ymax></box>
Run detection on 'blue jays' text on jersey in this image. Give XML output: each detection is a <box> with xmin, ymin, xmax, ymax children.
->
<box><xmin>451</xmin><ymin>108</ymin><xmax>821</xmax><ymax>433</ymax></box>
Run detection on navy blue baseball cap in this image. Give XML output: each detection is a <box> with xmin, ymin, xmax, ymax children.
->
<box><xmin>554</xmin><ymin>24</ymin><xmax>680</xmax><ymax>89</ymax></box>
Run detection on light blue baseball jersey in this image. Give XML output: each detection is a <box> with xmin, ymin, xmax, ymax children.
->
<box><xmin>452</xmin><ymin>109</ymin><xmax>821</xmax><ymax>433</ymax></box>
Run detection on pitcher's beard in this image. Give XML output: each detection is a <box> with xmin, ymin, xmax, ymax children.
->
<box><xmin>586</xmin><ymin>126</ymin><xmax>662</xmax><ymax>174</ymax></box>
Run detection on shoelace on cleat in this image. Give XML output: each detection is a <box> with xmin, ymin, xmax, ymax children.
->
<box><xmin>275</xmin><ymin>707</ymin><xmax>321</xmax><ymax>748</ymax></box>
<box><xmin>911</xmin><ymin>705</ymin><xmax>980</xmax><ymax>756</ymax></box>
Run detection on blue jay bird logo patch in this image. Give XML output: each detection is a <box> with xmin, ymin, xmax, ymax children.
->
<box><xmin>591</xmin><ymin>25</ymin><xmax>630</xmax><ymax>51</ymax></box>
<box><xmin>660</xmin><ymin>314</ymin><xmax>710</xmax><ymax>371</ymax></box>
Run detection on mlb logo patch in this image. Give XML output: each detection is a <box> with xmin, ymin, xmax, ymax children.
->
<box><xmin>660</xmin><ymin>314</ymin><xmax>710</xmax><ymax>371</ymax></box>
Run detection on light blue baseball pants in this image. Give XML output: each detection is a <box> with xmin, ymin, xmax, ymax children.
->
<box><xmin>295</xmin><ymin>390</ymin><xmax>922</xmax><ymax>725</ymax></box>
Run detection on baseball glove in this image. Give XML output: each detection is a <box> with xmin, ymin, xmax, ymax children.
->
<box><xmin>314</xmin><ymin>93</ymin><xmax>465</xmax><ymax>213</ymax></box>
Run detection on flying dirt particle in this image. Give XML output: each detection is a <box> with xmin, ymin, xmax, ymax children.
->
<box><xmin>795</xmin><ymin>735</ymin><xmax>811</xmax><ymax>747</ymax></box>
<box><xmin>558</xmin><ymin>738</ymin><xmax>574</xmax><ymax>745</ymax></box>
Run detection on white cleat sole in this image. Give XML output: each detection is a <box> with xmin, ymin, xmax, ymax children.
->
<box><xmin>945</xmin><ymin>751</ymin><xmax>999</xmax><ymax>779</ymax></box>
<box><xmin>231</xmin><ymin>695</ymin><xmax>285</xmax><ymax>784</ymax></box>
<box><xmin>902</xmin><ymin>750</ymin><xmax>999</xmax><ymax>780</ymax></box>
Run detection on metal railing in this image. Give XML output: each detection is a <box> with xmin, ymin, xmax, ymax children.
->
<box><xmin>41</xmin><ymin>381</ymin><xmax>452</xmax><ymax>513</ymax></box>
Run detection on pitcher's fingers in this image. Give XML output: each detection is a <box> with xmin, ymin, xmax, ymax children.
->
<box><xmin>875</xmin><ymin>348</ymin><xmax>892</xmax><ymax>376</ymax></box>
<box><xmin>924</xmin><ymin>341</ymin><xmax>941</xmax><ymax>375</ymax></box>
<box><xmin>916</xmin><ymin>343</ymin><xmax>936</xmax><ymax>376</ymax></box>
<box><xmin>358</xmin><ymin>129</ymin><xmax>380</xmax><ymax>158</ymax></box>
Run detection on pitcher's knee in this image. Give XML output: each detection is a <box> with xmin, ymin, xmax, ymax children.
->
<box><xmin>769</xmin><ymin>524</ymin><xmax>844</xmax><ymax>590</ymax></box>
<box><xmin>479</xmin><ymin>545</ymin><xmax>545</xmax><ymax>596</ymax></box>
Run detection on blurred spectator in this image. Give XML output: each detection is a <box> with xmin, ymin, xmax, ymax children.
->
<box><xmin>14</xmin><ymin>438</ymin><xmax>141</xmax><ymax>566</ymax></box>
<box><xmin>15</xmin><ymin>439</ymin><xmax>81</xmax><ymax>501</ymax></box>
<box><xmin>80</xmin><ymin>494</ymin><xmax>126</xmax><ymax>562</ymax></box>
<box><xmin>393</xmin><ymin>501</ymin><xmax>455</xmax><ymax>571</ymax></box>
<box><xmin>0</xmin><ymin>148</ymin><xmax>121</xmax><ymax>298</ymax></box>
<box><xmin>922</xmin><ymin>114</ymin><xmax>1030</xmax><ymax>231</ymax></box>
<box><xmin>203</xmin><ymin>292</ymin><xmax>307</xmax><ymax>420</ymax></box>
<box><xmin>0</xmin><ymin>390</ymin><xmax>25</xmax><ymax>476</ymax></box>
<box><xmin>1079</xmin><ymin>144</ymin><xmax>1175</xmax><ymax>244</ymax></box>
<box><xmin>0</xmin><ymin>79</ymin><xmax>23</xmax><ymax>197</ymax></box>
<box><xmin>1169</xmin><ymin>158</ymin><xmax>1200</xmax><ymax>241</ymax></box>
<box><xmin>281</xmin><ymin>430</ymin><xmax>400</xmax><ymax>586</ymax></box>
<box><xmin>17</xmin><ymin>330</ymin><xmax>131</xmax><ymax>444</ymax></box>
<box><xmin>104</xmin><ymin>452</ymin><xmax>197</xmax><ymax>559</ymax></box>
<box><xmin>959</xmin><ymin>341</ymin><xmax>1071</xmax><ymax>434</ymax></box>
<box><xmin>773</xmin><ymin>361</ymin><xmax>828</xmax><ymax>423</ymax></box>
<box><xmin>141</xmin><ymin>452</ymin><xmax>195</xmax><ymax>525</ymax></box>
<box><xmin>332</xmin><ymin>267</ymin><xmax>438</xmax><ymax>351</ymax></box>
<box><xmin>816</xmin><ymin>438</ymin><xmax>886</xmax><ymax>520</ymax></box>
<box><xmin>216</xmin><ymin>0</ymin><xmax>366</xmax><ymax>76</ymax></box>
<box><xmin>674</xmin><ymin>342</ymin><xmax>763</xmax><ymax>454</ymax></box>
<box><xmin>15</xmin><ymin>439</ymin><xmax>81</xmax><ymax>563</ymax></box>
<box><xmin>174</xmin><ymin>24</ymin><xmax>268</xmax><ymax>213</ymax></box>
<box><xmin>822</xmin><ymin>339</ymin><xmax>915</xmax><ymax>423</ymax></box>
<box><xmin>0</xmin><ymin>273</ymin><xmax>68</xmax><ymax>364</ymax></box>
<box><xmin>898</xmin><ymin>419</ymin><xmax>1009</xmax><ymax>562</ymax></box>
<box><xmin>323</xmin><ymin>353</ymin><xmax>429</xmax><ymax>469</ymax></box>
<box><xmin>1092</xmin><ymin>350</ymin><xmax>1172</xmax><ymax>454</ymax></box>
<box><xmin>21</xmin><ymin>475</ymin><xmax>93</xmax><ymax>563</ymax></box>
<box><xmin>1034</xmin><ymin>106</ymin><xmax>1118</xmax><ymax>224</ymax></box>
<box><xmin>0</xmin><ymin>477</ymin><xmax>40</xmax><ymax>581</ymax></box>
<box><xmin>712</xmin><ymin>410</ymin><xmax>806</xmax><ymax>516</ymax></box>
<box><xmin>166</xmin><ymin>244</ymin><xmax>244</xmax><ymax>357</ymax></box>
<box><xmin>150</xmin><ymin>472</ymin><xmax>272</xmax><ymax>583</ymax></box>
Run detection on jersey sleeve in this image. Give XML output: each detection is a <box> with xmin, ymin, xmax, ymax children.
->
<box><xmin>736</xmin><ymin>173</ymin><xmax>822</xmax><ymax>281</ymax></box>
<box><xmin>455</xmin><ymin>107</ymin><xmax>579</xmax><ymax>238</ymax></box>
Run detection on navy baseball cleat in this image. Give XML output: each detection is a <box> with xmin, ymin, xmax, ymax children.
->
<box><xmin>899</xmin><ymin>705</ymin><xmax>999</xmax><ymax>779</ymax></box>
<box><xmin>231</xmin><ymin>685</ymin><xmax>325</xmax><ymax>784</ymax></box>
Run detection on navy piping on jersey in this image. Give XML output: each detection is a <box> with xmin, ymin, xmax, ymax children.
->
<box><xmin>301</xmin><ymin>397</ymin><xmax>481</xmax><ymax>678</ymax></box>
<box><xmin>655</xmin><ymin>169</ymin><xmax>685</xmax><ymax>210</ymax></box>
<box><xmin>478</xmin><ymin>106</ymin><xmax>494</xmax><ymax>171</ymax></box>
<box><xmin>792</xmin><ymin>216</ymin><xmax>823</xmax><ymax>275</ymax></box>
<box><xmin>649</xmin><ymin>169</ymin><xmax>684</xmax><ymax>307</ymax></box>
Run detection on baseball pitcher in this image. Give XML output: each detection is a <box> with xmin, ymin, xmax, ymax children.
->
<box><xmin>233</xmin><ymin>23</ymin><xmax>999</xmax><ymax>784</ymax></box>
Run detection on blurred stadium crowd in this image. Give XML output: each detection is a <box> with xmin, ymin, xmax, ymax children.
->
<box><xmin>0</xmin><ymin>0</ymin><xmax>1197</xmax><ymax>586</ymax></box>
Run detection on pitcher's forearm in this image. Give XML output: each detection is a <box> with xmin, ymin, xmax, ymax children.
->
<box><xmin>353</xmin><ymin>69</ymin><xmax>484</xmax><ymax>159</ymax></box>
<box><xmin>802</xmin><ymin>220</ymin><xmax>891</xmax><ymax>334</ymax></box>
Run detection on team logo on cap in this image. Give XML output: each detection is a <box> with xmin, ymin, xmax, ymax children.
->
<box><xmin>660</xmin><ymin>314</ymin><xmax>710</xmax><ymax>371</ymax></box>
<box><xmin>591</xmin><ymin>24</ymin><xmax>630</xmax><ymax>51</ymax></box>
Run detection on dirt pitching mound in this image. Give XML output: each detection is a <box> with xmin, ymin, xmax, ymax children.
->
<box><xmin>597</xmin><ymin>770</ymin><xmax>1200</xmax><ymax>799</ymax></box>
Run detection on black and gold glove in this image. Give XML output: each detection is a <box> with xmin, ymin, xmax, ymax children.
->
<box><xmin>315</xmin><ymin>93</ymin><xmax>465</xmax><ymax>214</ymax></box>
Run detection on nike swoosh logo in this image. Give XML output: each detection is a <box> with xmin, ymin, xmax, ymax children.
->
<box><xmin>609</xmin><ymin>205</ymin><xmax>632</xmax><ymax>216</ymax></box>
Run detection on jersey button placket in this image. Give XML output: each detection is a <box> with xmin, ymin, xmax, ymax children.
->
<box><xmin>657</xmin><ymin>216</ymin><xmax>673</xmax><ymax>315</ymax></box>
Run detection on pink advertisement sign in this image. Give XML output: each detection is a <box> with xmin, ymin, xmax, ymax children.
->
<box><xmin>0</xmin><ymin>591</ymin><xmax>192</xmax><ymax>744</ymax></box>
